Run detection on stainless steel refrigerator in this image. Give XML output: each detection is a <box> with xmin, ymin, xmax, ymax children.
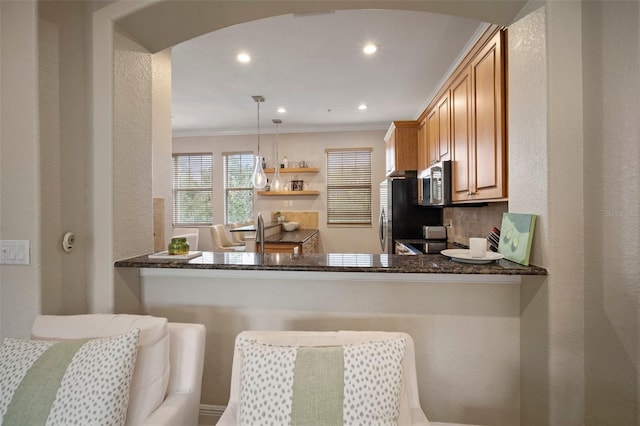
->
<box><xmin>379</xmin><ymin>177</ymin><xmax>443</xmax><ymax>253</ymax></box>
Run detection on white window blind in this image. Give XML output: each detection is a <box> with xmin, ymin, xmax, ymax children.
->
<box><xmin>172</xmin><ymin>154</ymin><xmax>213</xmax><ymax>226</ymax></box>
<box><xmin>325</xmin><ymin>148</ymin><xmax>373</xmax><ymax>225</ymax></box>
<box><xmin>224</xmin><ymin>152</ymin><xmax>254</xmax><ymax>223</ymax></box>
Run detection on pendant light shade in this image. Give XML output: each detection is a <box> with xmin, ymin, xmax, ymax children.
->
<box><xmin>250</xmin><ymin>95</ymin><xmax>267</xmax><ymax>189</ymax></box>
<box><xmin>251</xmin><ymin>155</ymin><xmax>267</xmax><ymax>189</ymax></box>
<box><xmin>270</xmin><ymin>119</ymin><xmax>285</xmax><ymax>192</ymax></box>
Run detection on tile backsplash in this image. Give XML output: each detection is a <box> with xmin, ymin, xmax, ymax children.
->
<box><xmin>443</xmin><ymin>202</ymin><xmax>508</xmax><ymax>247</ymax></box>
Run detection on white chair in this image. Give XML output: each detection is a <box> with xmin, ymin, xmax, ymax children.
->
<box><xmin>217</xmin><ymin>330</ymin><xmax>431</xmax><ymax>426</ymax></box>
<box><xmin>211</xmin><ymin>224</ymin><xmax>245</xmax><ymax>252</ymax></box>
<box><xmin>30</xmin><ymin>314</ymin><xmax>206</xmax><ymax>426</ymax></box>
<box><xmin>229</xmin><ymin>222</ymin><xmax>247</xmax><ymax>244</ymax></box>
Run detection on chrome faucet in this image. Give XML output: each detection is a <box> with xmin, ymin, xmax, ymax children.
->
<box><xmin>256</xmin><ymin>212</ymin><xmax>265</xmax><ymax>255</ymax></box>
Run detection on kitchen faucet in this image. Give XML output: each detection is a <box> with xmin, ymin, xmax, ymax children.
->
<box><xmin>256</xmin><ymin>212</ymin><xmax>265</xmax><ymax>255</ymax></box>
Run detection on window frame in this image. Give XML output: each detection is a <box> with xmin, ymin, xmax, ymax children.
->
<box><xmin>171</xmin><ymin>153</ymin><xmax>213</xmax><ymax>227</ymax></box>
<box><xmin>223</xmin><ymin>151</ymin><xmax>255</xmax><ymax>224</ymax></box>
<box><xmin>325</xmin><ymin>147</ymin><xmax>373</xmax><ymax>226</ymax></box>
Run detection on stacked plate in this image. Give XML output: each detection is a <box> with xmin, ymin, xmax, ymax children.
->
<box><xmin>440</xmin><ymin>249</ymin><xmax>504</xmax><ymax>264</ymax></box>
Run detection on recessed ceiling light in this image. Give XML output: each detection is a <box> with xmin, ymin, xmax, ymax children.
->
<box><xmin>237</xmin><ymin>52</ymin><xmax>251</xmax><ymax>63</ymax></box>
<box><xmin>277</xmin><ymin>107</ymin><xmax>286</xmax><ymax>114</ymax></box>
<box><xmin>363</xmin><ymin>44</ymin><xmax>378</xmax><ymax>55</ymax></box>
<box><xmin>358</xmin><ymin>104</ymin><xmax>368</xmax><ymax>110</ymax></box>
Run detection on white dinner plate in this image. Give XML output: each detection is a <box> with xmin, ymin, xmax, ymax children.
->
<box><xmin>440</xmin><ymin>249</ymin><xmax>504</xmax><ymax>264</ymax></box>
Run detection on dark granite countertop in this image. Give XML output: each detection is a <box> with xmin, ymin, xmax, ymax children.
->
<box><xmin>115</xmin><ymin>250</ymin><xmax>547</xmax><ymax>275</ymax></box>
<box><xmin>265</xmin><ymin>229</ymin><xmax>318</xmax><ymax>244</ymax></box>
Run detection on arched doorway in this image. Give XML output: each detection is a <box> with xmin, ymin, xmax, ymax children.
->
<box><xmin>91</xmin><ymin>1</ymin><xmax>524</xmax><ymax>312</ymax></box>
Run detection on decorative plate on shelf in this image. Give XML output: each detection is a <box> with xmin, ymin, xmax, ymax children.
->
<box><xmin>440</xmin><ymin>249</ymin><xmax>504</xmax><ymax>264</ymax></box>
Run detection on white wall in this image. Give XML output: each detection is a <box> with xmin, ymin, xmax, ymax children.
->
<box><xmin>143</xmin><ymin>269</ymin><xmax>522</xmax><ymax>425</ymax></box>
<box><xmin>510</xmin><ymin>2</ymin><xmax>640</xmax><ymax>424</ymax></box>
<box><xmin>113</xmin><ymin>28</ymin><xmax>153</xmax><ymax>261</ymax></box>
<box><xmin>510</xmin><ymin>3</ymin><xmax>587</xmax><ymax>424</ymax></box>
<box><xmin>582</xmin><ymin>2</ymin><xmax>639</xmax><ymax>424</ymax></box>
<box><xmin>508</xmin><ymin>8</ymin><xmax>552</xmax><ymax>425</ymax></box>
<box><xmin>38</xmin><ymin>0</ymin><xmax>90</xmax><ymax>316</ymax></box>
<box><xmin>112</xmin><ymin>28</ymin><xmax>153</xmax><ymax>313</ymax></box>
<box><xmin>174</xmin><ymin>129</ymin><xmax>387</xmax><ymax>253</ymax></box>
<box><xmin>152</xmin><ymin>49</ymin><xmax>173</xmax><ymax>249</ymax></box>
<box><xmin>0</xmin><ymin>0</ymin><xmax>41</xmax><ymax>339</ymax></box>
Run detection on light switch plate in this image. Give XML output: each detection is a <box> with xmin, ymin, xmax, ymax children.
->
<box><xmin>0</xmin><ymin>240</ymin><xmax>30</xmax><ymax>265</ymax></box>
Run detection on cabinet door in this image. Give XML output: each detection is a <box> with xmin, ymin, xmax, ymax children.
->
<box><xmin>394</xmin><ymin>122</ymin><xmax>418</xmax><ymax>172</ymax></box>
<box><xmin>417</xmin><ymin>117</ymin><xmax>428</xmax><ymax>172</ymax></box>
<box><xmin>385</xmin><ymin>121</ymin><xmax>418</xmax><ymax>176</ymax></box>
<box><xmin>437</xmin><ymin>92</ymin><xmax>450</xmax><ymax>161</ymax></box>
<box><xmin>264</xmin><ymin>243</ymin><xmax>299</xmax><ymax>254</ymax></box>
<box><xmin>385</xmin><ymin>128</ymin><xmax>396</xmax><ymax>176</ymax></box>
<box><xmin>451</xmin><ymin>68</ymin><xmax>472</xmax><ymax>201</ymax></box>
<box><xmin>426</xmin><ymin>109</ymin><xmax>438</xmax><ymax>166</ymax></box>
<box><xmin>302</xmin><ymin>234</ymin><xmax>318</xmax><ymax>254</ymax></box>
<box><xmin>470</xmin><ymin>31</ymin><xmax>506</xmax><ymax>199</ymax></box>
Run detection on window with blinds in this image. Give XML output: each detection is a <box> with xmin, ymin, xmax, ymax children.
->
<box><xmin>224</xmin><ymin>152</ymin><xmax>254</xmax><ymax>223</ymax></box>
<box><xmin>172</xmin><ymin>154</ymin><xmax>213</xmax><ymax>226</ymax></box>
<box><xmin>325</xmin><ymin>148</ymin><xmax>373</xmax><ymax>225</ymax></box>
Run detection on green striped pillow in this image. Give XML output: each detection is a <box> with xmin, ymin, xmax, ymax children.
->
<box><xmin>238</xmin><ymin>337</ymin><xmax>406</xmax><ymax>426</ymax></box>
<box><xmin>0</xmin><ymin>329</ymin><xmax>139</xmax><ymax>426</ymax></box>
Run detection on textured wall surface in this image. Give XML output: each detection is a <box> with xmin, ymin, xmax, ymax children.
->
<box><xmin>38</xmin><ymin>1</ymin><xmax>89</xmax><ymax>316</ymax></box>
<box><xmin>507</xmin><ymin>8</ymin><xmax>552</xmax><ymax>425</ymax></box>
<box><xmin>151</xmin><ymin>49</ymin><xmax>173</xmax><ymax>249</ymax></box>
<box><xmin>0</xmin><ymin>0</ymin><xmax>41</xmax><ymax>340</ymax></box>
<box><xmin>113</xmin><ymin>30</ymin><xmax>153</xmax><ymax>313</ymax></box>
<box><xmin>113</xmin><ymin>29</ymin><xmax>153</xmax><ymax>261</ymax></box>
<box><xmin>583</xmin><ymin>2</ymin><xmax>640</xmax><ymax>424</ymax></box>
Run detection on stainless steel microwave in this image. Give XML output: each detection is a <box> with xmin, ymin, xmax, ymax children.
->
<box><xmin>418</xmin><ymin>160</ymin><xmax>451</xmax><ymax>206</ymax></box>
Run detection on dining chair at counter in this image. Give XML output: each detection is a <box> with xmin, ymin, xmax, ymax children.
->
<box><xmin>211</xmin><ymin>225</ymin><xmax>246</xmax><ymax>252</ymax></box>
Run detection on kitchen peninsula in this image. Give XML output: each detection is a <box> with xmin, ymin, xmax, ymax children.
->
<box><xmin>115</xmin><ymin>250</ymin><xmax>545</xmax><ymax>426</ymax></box>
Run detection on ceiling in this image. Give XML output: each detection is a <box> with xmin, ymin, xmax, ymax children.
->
<box><xmin>170</xmin><ymin>9</ymin><xmax>486</xmax><ymax>137</ymax></box>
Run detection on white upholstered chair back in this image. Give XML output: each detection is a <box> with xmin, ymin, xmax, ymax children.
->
<box><xmin>217</xmin><ymin>330</ymin><xmax>430</xmax><ymax>426</ymax></box>
<box><xmin>30</xmin><ymin>314</ymin><xmax>205</xmax><ymax>426</ymax></box>
<box><xmin>210</xmin><ymin>225</ymin><xmax>236</xmax><ymax>252</ymax></box>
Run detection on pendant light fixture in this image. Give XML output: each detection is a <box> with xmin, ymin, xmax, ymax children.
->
<box><xmin>250</xmin><ymin>95</ymin><xmax>267</xmax><ymax>189</ymax></box>
<box><xmin>270</xmin><ymin>119</ymin><xmax>285</xmax><ymax>192</ymax></box>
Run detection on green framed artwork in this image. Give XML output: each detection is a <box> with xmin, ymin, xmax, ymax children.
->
<box><xmin>498</xmin><ymin>213</ymin><xmax>536</xmax><ymax>266</ymax></box>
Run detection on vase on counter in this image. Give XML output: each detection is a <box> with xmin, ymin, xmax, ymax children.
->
<box><xmin>168</xmin><ymin>237</ymin><xmax>189</xmax><ymax>255</ymax></box>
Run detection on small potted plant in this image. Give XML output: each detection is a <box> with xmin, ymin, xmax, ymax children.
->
<box><xmin>273</xmin><ymin>211</ymin><xmax>285</xmax><ymax>223</ymax></box>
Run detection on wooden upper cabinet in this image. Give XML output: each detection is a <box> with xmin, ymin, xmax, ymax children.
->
<box><xmin>437</xmin><ymin>92</ymin><xmax>450</xmax><ymax>162</ymax></box>
<box><xmin>385</xmin><ymin>121</ymin><xmax>418</xmax><ymax>177</ymax></box>
<box><xmin>450</xmin><ymin>28</ymin><xmax>507</xmax><ymax>203</ymax></box>
<box><xmin>424</xmin><ymin>91</ymin><xmax>451</xmax><ymax>168</ymax></box>
<box><xmin>451</xmin><ymin>68</ymin><xmax>472</xmax><ymax>201</ymax></box>
<box><xmin>417</xmin><ymin>117</ymin><xmax>428</xmax><ymax>172</ymax></box>
<box><xmin>469</xmin><ymin>30</ymin><xmax>506</xmax><ymax>201</ymax></box>
<box><xmin>426</xmin><ymin>109</ymin><xmax>438</xmax><ymax>166</ymax></box>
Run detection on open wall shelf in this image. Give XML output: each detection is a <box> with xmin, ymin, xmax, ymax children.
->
<box><xmin>257</xmin><ymin>190</ymin><xmax>320</xmax><ymax>196</ymax></box>
<box><xmin>264</xmin><ymin>167</ymin><xmax>318</xmax><ymax>174</ymax></box>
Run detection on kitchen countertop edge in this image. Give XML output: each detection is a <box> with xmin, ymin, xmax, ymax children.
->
<box><xmin>114</xmin><ymin>251</ymin><xmax>548</xmax><ymax>276</ymax></box>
